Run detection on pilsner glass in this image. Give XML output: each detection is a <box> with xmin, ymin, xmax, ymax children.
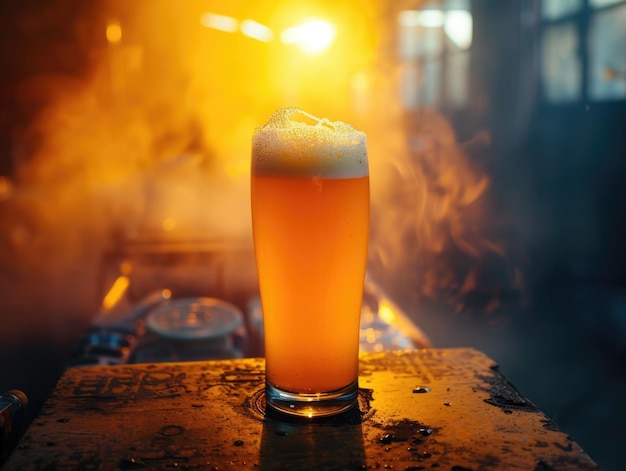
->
<box><xmin>251</xmin><ymin>108</ymin><xmax>369</xmax><ymax>418</ymax></box>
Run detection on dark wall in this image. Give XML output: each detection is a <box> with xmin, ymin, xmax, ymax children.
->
<box><xmin>0</xmin><ymin>0</ymin><xmax>103</xmax><ymax>177</ymax></box>
<box><xmin>468</xmin><ymin>0</ymin><xmax>626</xmax><ymax>352</ymax></box>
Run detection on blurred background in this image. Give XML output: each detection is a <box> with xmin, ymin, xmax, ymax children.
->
<box><xmin>0</xmin><ymin>0</ymin><xmax>625</xmax><ymax>469</ymax></box>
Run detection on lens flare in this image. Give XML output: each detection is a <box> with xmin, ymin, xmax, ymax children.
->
<box><xmin>200</xmin><ymin>13</ymin><xmax>238</xmax><ymax>33</ymax></box>
<box><xmin>281</xmin><ymin>19</ymin><xmax>336</xmax><ymax>54</ymax></box>
<box><xmin>240</xmin><ymin>19</ymin><xmax>274</xmax><ymax>42</ymax></box>
<box><xmin>102</xmin><ymin>275</ymin><xmax>130</xmax><ymax>309</ymax></box>
<box><xmin>106</xmin><ymin>20</ymin><xmax>122</xmax><ymax>44</ymax></box>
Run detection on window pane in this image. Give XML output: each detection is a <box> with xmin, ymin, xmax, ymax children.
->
<box><xmin>398</xmin><ymin>21</ymin><xmax>422</xmax><ymax>60</ymax></box>
<box><xmin>398</xmin><ymin>21</ymin><xmax>443</xmax><ymax>59</ymax></box>
<box><xmin>444</xmin><ymin>0</ymin><xmax>470</xmax><ymax>10</ymax></box>
<box><xmin>444</xmin><ymin>10</ymin><xmax>473</xmax><ymax>51</ymax></box>
<box><xmin>400</xmin><ymin>61</ymin><xmax>441</xmax><ymax>108</ymax></box>
<box><xmin>590</xmin><ymin>0</ymin><xmax>625</xmax><ymax>8</ymax></box>
<box><xmin>541</xmin><ymin>0</ymin><xmax>582</xmax><ymax>19</ymax></box>
<box><xmin>421</xmin><ymin>60</ymin><xmax>442</xmax><ymax>106</ymax></box>
<box><xmin>541</xmin><ymin>22</ymin><xmax>582</xmax><ymax>103</ymax></box>
<box><xmin>400</xmin><ymin>62</ymin><xmax>421</xmax><ymax>109</ymax></box>
<box><xmin>589</xmin><ymin>4</ymin><xmax>626</xmax><ymax>100</ymax></box>
<box><xmin>446</xmin><ymin>52</ymin><xmax>469</xmax><ymax>107</ymax></box>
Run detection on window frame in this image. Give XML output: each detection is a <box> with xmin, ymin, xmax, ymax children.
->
<box><xmin>538</xmin><ymin>0</ymin><xmax>626</xmax><ymax>105</ymax></box>
<box><xmin>396</xmin><ymin>0</ymin><xmax>473</xmax><ymax>111</ymax></box>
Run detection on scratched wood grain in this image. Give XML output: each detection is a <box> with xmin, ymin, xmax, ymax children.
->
<box><xmin>5</xmin><ymin>349</ymin><xmax>599</xmax><ymax>470</ymax></box>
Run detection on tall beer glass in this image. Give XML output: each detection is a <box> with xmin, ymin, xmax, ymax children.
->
<box><xmin>251</xmin><ymin>108</ymin><xmax>369</xmax><ymax>418</ymax></box>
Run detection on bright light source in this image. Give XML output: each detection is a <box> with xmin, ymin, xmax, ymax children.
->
<box><xmin>200</xmin><ymin>13</ymin><xmax>238</xmax><ymax>33</ymax></box>
<box><xmin>378</xmin><ymin>301</ymin><xmax>397</xmax><ymax>325</ymax></box>
<box><xmin>281</xmin><ymin>19</ymin><xmax>336</xmax><ymax>54</ymax></box>
<box><xmin>419</xmin><ymin>10</ymin><xmax>445</xmax><ymax>27</ymax></box>
<box><xmin>240</xmin><ymin>19</ymin><xmax>274</xmax><ymax>42</ymax></box>
<box><xmin>162</xmin><ymin>218</ymin><xmax>176</xmax><ymax>231</ymax></box>
<box><xmin>445</xmin><ymin>10</ymin><xmax>473</xmax><ymax>49</ymax></box>
<box><xmin>102</xmin><ymin>275</ymin><xmax>130</xmax><ymax>309</ymax></box>
<box><xmin>106</xmin><ymin>20</ymin><xmax>122</xmax><ymax>44</ymax></box>
<box><xmin>398</xmin><ymin>9</ymin><xmax>445</xmax><ymax>28</ymax></box>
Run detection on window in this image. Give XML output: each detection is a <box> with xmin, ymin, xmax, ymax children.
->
<box><xmin>397</xmin><ymin>0</ymin><xmax>472</xmax><ymax>109</ymax></box>
<box><xmin>541</xmin><ymin>22</ymin><xmax>581</xmax><ymax>103</ymax></box>
<box><xmin>542</xmin><ymin>0</ymin><xmax>583</xmax><ymax>20</ymax></box>
<box><xmin>540</xmin><ymin>0</ymin><xmax>626</xmax><ymax>103</ymax></box>
<box><xmin>588</xmin><ymin>3</ymin><xmax>626</xmax><ymax>100</ymax></box>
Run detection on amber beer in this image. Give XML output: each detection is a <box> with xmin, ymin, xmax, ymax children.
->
<box><xmin>251</xmin><ymin>108</ymin><xmax>369</xmax><ymax>417</ymax></box>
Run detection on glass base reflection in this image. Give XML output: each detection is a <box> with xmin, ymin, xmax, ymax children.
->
<box><xmin>265</xmin><ymin>380</ymin><xmax>359</xmax><ymax>419</ymax></box>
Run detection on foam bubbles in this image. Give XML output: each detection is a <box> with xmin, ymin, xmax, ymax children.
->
<box><xmin>252</xmin><ymin>108</ymin><xmax>368</xmax><ymax>178</ymax></box>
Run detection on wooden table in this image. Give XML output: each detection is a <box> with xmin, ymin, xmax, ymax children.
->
<box><xmin>5</xmin><ymin>349</ymin><xmax>598</xmax><ymax>470</ymax></box>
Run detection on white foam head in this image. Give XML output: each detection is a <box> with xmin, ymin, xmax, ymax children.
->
<box><xmin>252</xmin><ymin>108</ymin><xmax>368</xmax><ymax>178</ymax></box>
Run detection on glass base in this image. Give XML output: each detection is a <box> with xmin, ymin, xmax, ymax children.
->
<box><xmin>265</xmin><ymin>380</ymin><xmax>358</xmax><ymax>418</ymax></box>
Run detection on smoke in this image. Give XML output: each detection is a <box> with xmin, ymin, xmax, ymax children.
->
<box><xmin>359</xmin><ymin>66</ymin><xmax>525</xmax><ymax>313</ymax></box>
<box><xmin>0</xmin><ymin>0</ymin><xmax>255</xmax><ymax>345</ymax></box>
<box><xmin>0</xmin><ymin>0</ymin><xmax>526</xmax><ymax>352</ymax></box>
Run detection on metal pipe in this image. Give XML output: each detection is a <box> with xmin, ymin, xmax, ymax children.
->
<box><xmin>0</xmin><ymin>389</ymin><xmax>28</xmax><ymax>465</ymax></box>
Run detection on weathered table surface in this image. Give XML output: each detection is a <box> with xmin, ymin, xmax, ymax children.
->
<box><xmin>6</xmin><ymin>349</ymin><xmax>598</xmax><ymax>470</ymax></box>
